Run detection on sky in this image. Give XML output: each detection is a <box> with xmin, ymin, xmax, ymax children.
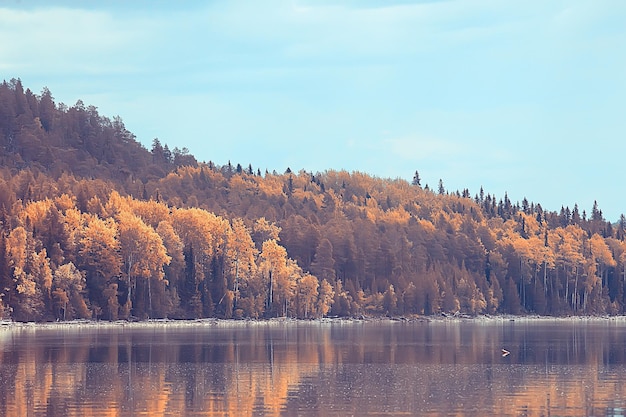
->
<box><xmin>1</xmin><ymin>0</ymin><xmax>625</xmax><ymax>221</ymax></box>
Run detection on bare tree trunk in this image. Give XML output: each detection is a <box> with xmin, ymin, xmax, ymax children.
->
<box><xmin>572</xmin><ymin>267</ymin><xmax>578</xmax><ymax>311</ymax></box>
<box><xmin>543</xmin><ymin>261</ymin><xmax>548</xmax><ymax>296</ymax></box>
<box><xmin>623</xmin><ymin>263</ymin><xmax>626</xmax><ymax>310</ymax></box>
<box><xmin>148</xmin><ymin>276</ymin><xmax>152</xmax><ymax>318</ymax></box>
<box><xmin>127</xmin><ymin>255</ymin><xmax>133</xmax><ymax>307</ymax></box>
<box><xmin>520</xmin><ymin>258</ymin><xmax>525</xmax><ymax>309</ymax></box>
<box><xmin>267</xmin><ymin>269</ymin><xmax>273</xmax><ymax>313</ymax></box>
<box><xmin>233</xmin><ymin>259</ymin><xmax>239</xmax><ymax>309</ymax></box>
<box><xmin>565</xmin><ymin>266</ymin><xmax>569</xmax><ymax>310</ymax></box>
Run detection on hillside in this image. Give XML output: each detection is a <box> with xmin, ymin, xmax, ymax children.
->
<box><xmin>1</xmin><ymin>78</ymin><xmax>625</xmax><ymax>322</ymax></box>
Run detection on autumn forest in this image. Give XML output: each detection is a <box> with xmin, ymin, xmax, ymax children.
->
<box><xmin>1</xmin><ymin>78</ymin><xmax>625</xmax><ymax>322</ymax></box>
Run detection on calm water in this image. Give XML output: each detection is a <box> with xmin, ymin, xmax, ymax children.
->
<box><xmin>1</xmin><ymin>319</ymin><xmax>626</xmax><ymax>416</ymax></box>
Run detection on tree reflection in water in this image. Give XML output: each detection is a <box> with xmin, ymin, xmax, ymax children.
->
<box><xmin>0</xmin><ymin>319</ymin><xmax>625</xmax><ymax>416</ymax></box>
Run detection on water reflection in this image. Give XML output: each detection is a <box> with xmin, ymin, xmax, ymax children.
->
<box><xmin>0</xmin><ymin>319</ymin><xmax>626</xmax><ymax>416</ymax></box>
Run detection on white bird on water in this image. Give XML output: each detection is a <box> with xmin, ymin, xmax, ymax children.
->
<box><xmin>501</xmin><ymin>348</ymin><xmax>510</xmax><ymax>357</ymax></box>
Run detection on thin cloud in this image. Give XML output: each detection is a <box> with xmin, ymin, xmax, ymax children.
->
<box><xmin>0</xmin><ymin>7</ymin><xmax>153</xmax><ymax>75</ymax></box>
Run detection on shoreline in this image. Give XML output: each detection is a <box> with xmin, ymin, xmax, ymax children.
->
<box><xmin>3</xmin><ymin>314</ymin><xmax>626</xmax><ymax>330</ymax></box>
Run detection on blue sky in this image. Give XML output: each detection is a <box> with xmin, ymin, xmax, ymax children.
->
<box><xmin>2</xmin><ymin>0</ymin><xmax>625</xmax><ymax>220</ymax></box>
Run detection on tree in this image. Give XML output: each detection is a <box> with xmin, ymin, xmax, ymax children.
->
<box><xmin>5</xmin><ymin>226</ymin><xmax>47</xmax><ymax>321</ymax></box>
<box><xmin>38</xmin><ymin>87</ymin><xmax>55</xmax><ymax>132</ymax></box>
<box><xmin>258</xmin><ymin>239</ymin><xmax>299</xmax><ymax>317</ymax></box>
<box><xmin>172</xmin><ymin>207</ymin><xmax>230</xmax><ymax>317</ymax></box>
<box><xmin>151</xmin><ymin>138</ymin><xmax>169</xmax><ymax>165</ymax></box>
<box><xmin>225</xmin><ymin>218</ymin><xmax>258</xmax><ymax>313</ymax></box>
<box><xmin>30</xmin><ymin>249</ymin><xmax>53</xmax><ymax>311</ymax></box>
<box><xmin>296</xmin><ymin>273</ymin><xmax>318</xmax><ymax>318</ymax></box>
<box><xmin>52</xmin><ymin>262</ymin><xmax>89</xmax><ymax>320</ymax></box>
<box><xmin>553</xmin><ymin>226</ymin><xmax>585</xmax><ymax>312</ymax></box>
<box><xmin>155</xmin><ymin>220</ymin><xmax>185</xmax><ymax>317</ymax></box>
<box><xmin>310</xmin><ymin>238</ymin><xmax>336</xmax><ymax>283</ymax></box>
<box><xmin>382</xmin><ymin>284</ymin><xmax>398</xmax><ymax>315</ymax></box>
<box><xmin>316</xmin><ymin>278</ymin><xmax>335</xmax><ymax>317</ymax></box>
<box><xmin>590</xmin><ymin>234</ymin><xmax>614</xmax><ymax>272</ymax></box>
<box><xmin>251</xmin><ymin>217</ymin><xmax>281</xmax><ymax>250</ymax></box>
<box><xmin>591</xmin><ymin>200</ymin><xmax>602</xmax><ymax>221</ymax></box>
<box><xmin>412</xmin><ymin>171</ymin><xmax>421</xmax><ymax>187</ymax></box>
<box><xmin>117</xmin><ymin>211</ymin><xmax>170</xmax><ymax>318</ymax></box>
<box><xmin>78</xmin><ymin>214</ymin><xmax>121</xmax><ymax>318</ymax></box>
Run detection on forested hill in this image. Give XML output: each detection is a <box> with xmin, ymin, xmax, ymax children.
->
<box><xmin>0</xmin><ymin>79</ymin><xmax>197</xmax><ymax>182</ymax></box>
<box><xmin>1</xmin><ymin>79</ymin><xmax>625</xmax><ymax>322</ymax></box>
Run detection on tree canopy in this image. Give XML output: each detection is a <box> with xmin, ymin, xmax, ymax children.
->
<box><xmin>0</xmin><ymin>79</ymin><xmax>625</xmax><ymax>321</ymax></box>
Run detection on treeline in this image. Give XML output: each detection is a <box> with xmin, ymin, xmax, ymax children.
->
<box><xmin>0</xmin><ymin>190</ymin><xmax>333</xmax><ymax>321</ymax></box>
<box><xmin>1</xmin><ymin>79</ymin><xmax>626</xmax><ymax>321</ymax></box>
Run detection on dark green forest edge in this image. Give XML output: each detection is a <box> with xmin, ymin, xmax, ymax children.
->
<box><xmin>1</xmin><ymin>78</ymin><xmax>625</xmax><ymax>322</ymax></box>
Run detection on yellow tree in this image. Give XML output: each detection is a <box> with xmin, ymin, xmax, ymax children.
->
<box><xmin>225</xmin><ymin>218</ymin><xmax>258</xmax><ymax>314</ymax></box>
<box><xmin>172</xmin><ymin>208</ymin><xmax>230</xmax><ymax>267</ymax></box>
<box><xmin>505</xmin><ymin>232</ymin><xmax>533</xmax><ymax>309</ymax></box>
<box><xmin>553</xmin><ymin>226</ymin><xmax>585</xmax><ymax>311</ymax></box>
<box><xmin>103</xmin><ymin>190</ymin><xmax>131</xmax><ymax>219</ymax></box>
<box><xmin>52</xmin><ymin>262</ymin><xmax>90</xmax><ymax>320</ymax></box>
<box><xmin>86</xmin><ymin>194</ymin><xmax>105</xmax><ymax>217</ymax></box>
<box><xmin>156</xmin><ymin>220</ymin><xmax>185</xmax><ymax>316</ymax></box>
<box><xmin>128</xmin><ymin>198</ymin><xmax>171</xmax><ymax>228</ymax></box>
<box><xmin>62</xmin><ymin>207</ymin><xmax>84</xmax><ymax>260</ymax></box>
<box><xmin>258</xmin><ymin>239</ymin><xmax>294</xmax><ymax>316</ymax></box>
<box><xmin>252</xmin><ymin>217</ymin><xmax>281</xmax><ymax>250</ymax></box>
<box><xmin>6</xmin><ymin>226</ymin><xmax>46</xmax><ymax>321</ymax></box>
<box><xmin>172</xmin><ymin>207</ymin><xmax>230</xmax><ymax>317</ymax></box>
<box><xmin>609</xmin><ymin>239</ymin><xmax>626</xmax><ymax>306</ymax></box>
<box><xmin>6</xmin><ymin>226</ymin><xmax>28</xmax><ymax>272</ymax></box>
<box><xmin>117</xmin><ymin>211</ymin><xmax>170</xmax><ymax>318</ymax></box>
<box><xmin>316</xmin><ymin>278</ymin><xmax>335</xmax><ymax>317</ymax></box>
<box><xmin>538</xmin><ymin>232</ymin><xmax>556</xmax><ymax>297</ymax></box>
<box><xmin>521</xmin><ymin>233</ymin><xmax>556</xmax><ymax>313</ymax></box>
<box><xmin>588</xmin><ymin>233</ymin><xmax>616</xmax><ymax>312</ymax></box>
<box><xmin>277</xmin><ymin>259</ymin><xmax>300</xmax><ymax>316</ymax></box>
<box><xmin>296</xmin><ymin>273</ymin><xmax>319</xmax><ymax>318</ymax></box>
<box><xmin>78</xmin><ymin>214</ymin><xmax>121</xmax><ymax>319</ymax></box>
<box><xmin>30</xmin><ymin>249</ymin><xmax>53</xmax><ymax>310</ymax></box>
<box><xmin>590</xmin><ymin>234</ymin><xmax>616</xmax><ymax>285</ymax></box>
<box><xmin>19</xmin><ymin>198</ymin><xmax>54</xmax><ymax>232</ymax></box>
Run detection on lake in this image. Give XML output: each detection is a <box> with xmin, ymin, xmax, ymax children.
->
<box><xmin>1</xmin><ymin>318</ymin><xmax>626</xmax><ymax>416</ymax></box>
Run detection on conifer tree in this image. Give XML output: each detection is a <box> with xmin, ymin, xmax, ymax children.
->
<box><xmin>412</xmin><ymin>171</ymin><xmax>421</xmax><ymax>187</ymax></box>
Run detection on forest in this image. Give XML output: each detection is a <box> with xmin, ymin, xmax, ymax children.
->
<box><xmin>1</xmin><ymin>78</ymin><xmax>625</xmax><ymax>322</ymax></box>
